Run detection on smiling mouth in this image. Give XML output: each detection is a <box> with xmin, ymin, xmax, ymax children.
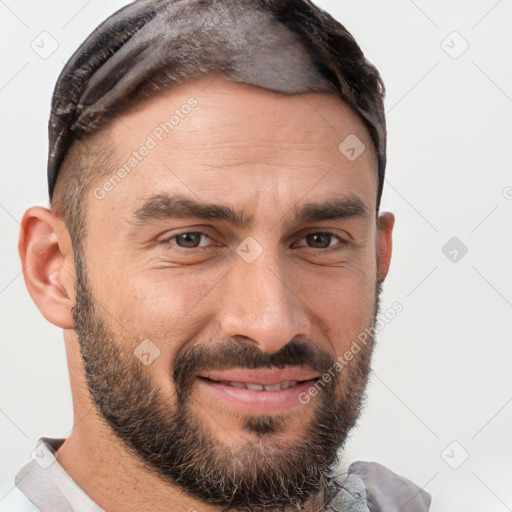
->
<box><xmin>198</xmin><ymin>377</ymin><xmax>316</xmax><ymax>391</ymax></box>
<box><xmin>195</xmin><ymin>372</ymin><xmax>322</xmax><ymax>413</ymax></box>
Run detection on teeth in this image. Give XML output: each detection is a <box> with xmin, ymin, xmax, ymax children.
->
<box><xmin>263</xmin><ymin>383</ymin><xmax>283</xmax><ymax>391</ymax></box>
<box><xmin>246</xmin><ymin>383</ymin><xmax>264</xmax><ymax>391</ymax></box>
<box><xmin>229</xmin><ymin>381</ymin><xmax>246</xmax><ymax>389</ymax></box>
<box><xmin>279</xmin><ymin>380</ymin><xmax>298</xmax><ymax>390</ymax></box>
<box><xmin>223</xmin><ymin>380</ymin><xmax>299</xmax><ymax>391</ymax></box>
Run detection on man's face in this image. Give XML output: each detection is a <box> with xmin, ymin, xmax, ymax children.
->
<box><xmin>72</xmin><ymin>74</ymin><xmax>388</xmax><ymax>509</ymax></box>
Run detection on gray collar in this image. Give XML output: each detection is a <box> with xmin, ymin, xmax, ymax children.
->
<box><xmin>324</xmin><ymin>471</ymin><xmax>369</xmax><ymax>511</ymax></box>
<box><xmin>15</xmin><ymin>438</ymin><xmax>104</xmax><ymax>512</ymax></box>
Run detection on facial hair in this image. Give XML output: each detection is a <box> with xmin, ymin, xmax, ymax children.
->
<box><xmin>72</xmin><ymin>251</ymin><xmax>382</xmax><ymax>511</ymax></box>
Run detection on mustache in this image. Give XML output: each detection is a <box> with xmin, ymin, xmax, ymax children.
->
<box><xmin>172</xmin><ymin>338</ymin><xmax>336</xmax><ymax>399</ymax></box>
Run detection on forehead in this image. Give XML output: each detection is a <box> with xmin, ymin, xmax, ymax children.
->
<box><xmin>112</xmin><ymin>73</ymin><xmax>374</xmax><ymax>149</ymax></box>
<box><xmin>88</xmin><ymin>74</ymin><xmax>378</xmax><ymax>225</ymax></box>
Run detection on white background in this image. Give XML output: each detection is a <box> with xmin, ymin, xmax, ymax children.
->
<box><xmin>1</xmin><ymin>1</ymin><xmax>511</xmax><ymax>511</ymax></box>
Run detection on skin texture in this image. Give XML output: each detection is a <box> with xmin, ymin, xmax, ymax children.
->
<box><xmin>18</xmin><ymin>73</ymin><xmax>394</xmax><ymax>512</ymax></box>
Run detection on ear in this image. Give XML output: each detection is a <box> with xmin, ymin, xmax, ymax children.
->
<box><xmin>18</xmin><ymin>206</ymin><xmax>76</xmax><ymax>329</ymax></box>
<box><xmin>376</xmin><ymin>211</ymin><xmax>394</xmax><ymax>283</ymax></box>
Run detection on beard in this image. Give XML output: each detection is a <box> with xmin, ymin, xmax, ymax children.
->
<box><xmin>72</xmin><ymin>251</ymin><xmax>382</xmax><ymax>511</ymax></box>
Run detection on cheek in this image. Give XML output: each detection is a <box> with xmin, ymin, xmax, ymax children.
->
<box><xmin>115</xmin><ymin>265</ymin><xmax>225</xmax><ymax>347</ymax></box>
<box><xmin>104</xmin><ymin>268</ymin><xmax>225</xmax><ymax>392</ymax></box>
<box><xmin>291</xmin><ymin>258</ymin><xmax>377</xmax><ymax>343</ymax></box>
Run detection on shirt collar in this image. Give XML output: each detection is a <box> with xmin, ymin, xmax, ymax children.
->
<box><xmin>324</xmin><ymin>470</ymin><xmax>369</xmax><ymax>512</ymax></box>
<box><xmin>15</xmin><ymin>437</ymin><xmax>104</xmax><ymax>512</ymax></box>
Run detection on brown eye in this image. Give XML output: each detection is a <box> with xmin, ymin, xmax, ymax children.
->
<box><xmin>171</xmin><ymin>232</ymin><xmax>209</xmax><ymax>248</ymax></box>
<box><xmin>177</xmin><ymin>233</ymin><xmax>201</xmax><ymax>248</ymax></box>
<box><xmin>304</xmin><ymin>232</ymin><xmax>338</xmax><ymax>249</ymax></box>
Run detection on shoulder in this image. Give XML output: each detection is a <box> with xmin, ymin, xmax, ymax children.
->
<box><xmin>348</xmin><ymin>461</ymin><xmax>432</xmax><ymax>512</ymax></box>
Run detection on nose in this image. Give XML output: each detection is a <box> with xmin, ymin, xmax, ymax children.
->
<box><xmin>219</xmin><ymin>248</ymin><xmax>311</xmax><ymax>354</ymax></box>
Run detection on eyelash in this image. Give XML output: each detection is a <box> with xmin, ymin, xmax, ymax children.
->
<box><xmin>160</xmin><ymin>231</ymin><xmax>350</xmax><ymax>253</ymax></box>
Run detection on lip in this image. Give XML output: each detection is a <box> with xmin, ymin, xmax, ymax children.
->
<box><xmin>196</xmin><ymin>368</ymin><xmax>320</xmax><ymax>414</ymax></box>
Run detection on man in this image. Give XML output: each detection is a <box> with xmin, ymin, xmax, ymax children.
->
<box><xmin>10</xmin><ymin>0</ymin><xmax>431</xmax><ymax>510</ymax></box>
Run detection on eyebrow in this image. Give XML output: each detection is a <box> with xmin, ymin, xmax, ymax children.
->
<box><xmin>129</xmin><ymin>192</ymin><xmax>370</xmax><ymax>228</ymax></box>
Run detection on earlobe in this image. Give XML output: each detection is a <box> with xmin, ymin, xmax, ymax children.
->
<box><xmin>18</xmin><ymin>206</ymin><xmax>76</xmax><ymax>329</ymax></box>
<box><xmin>376</xmin><ymin>211</ymin><xmax>395</xmax><ymax>283</ymax></box>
